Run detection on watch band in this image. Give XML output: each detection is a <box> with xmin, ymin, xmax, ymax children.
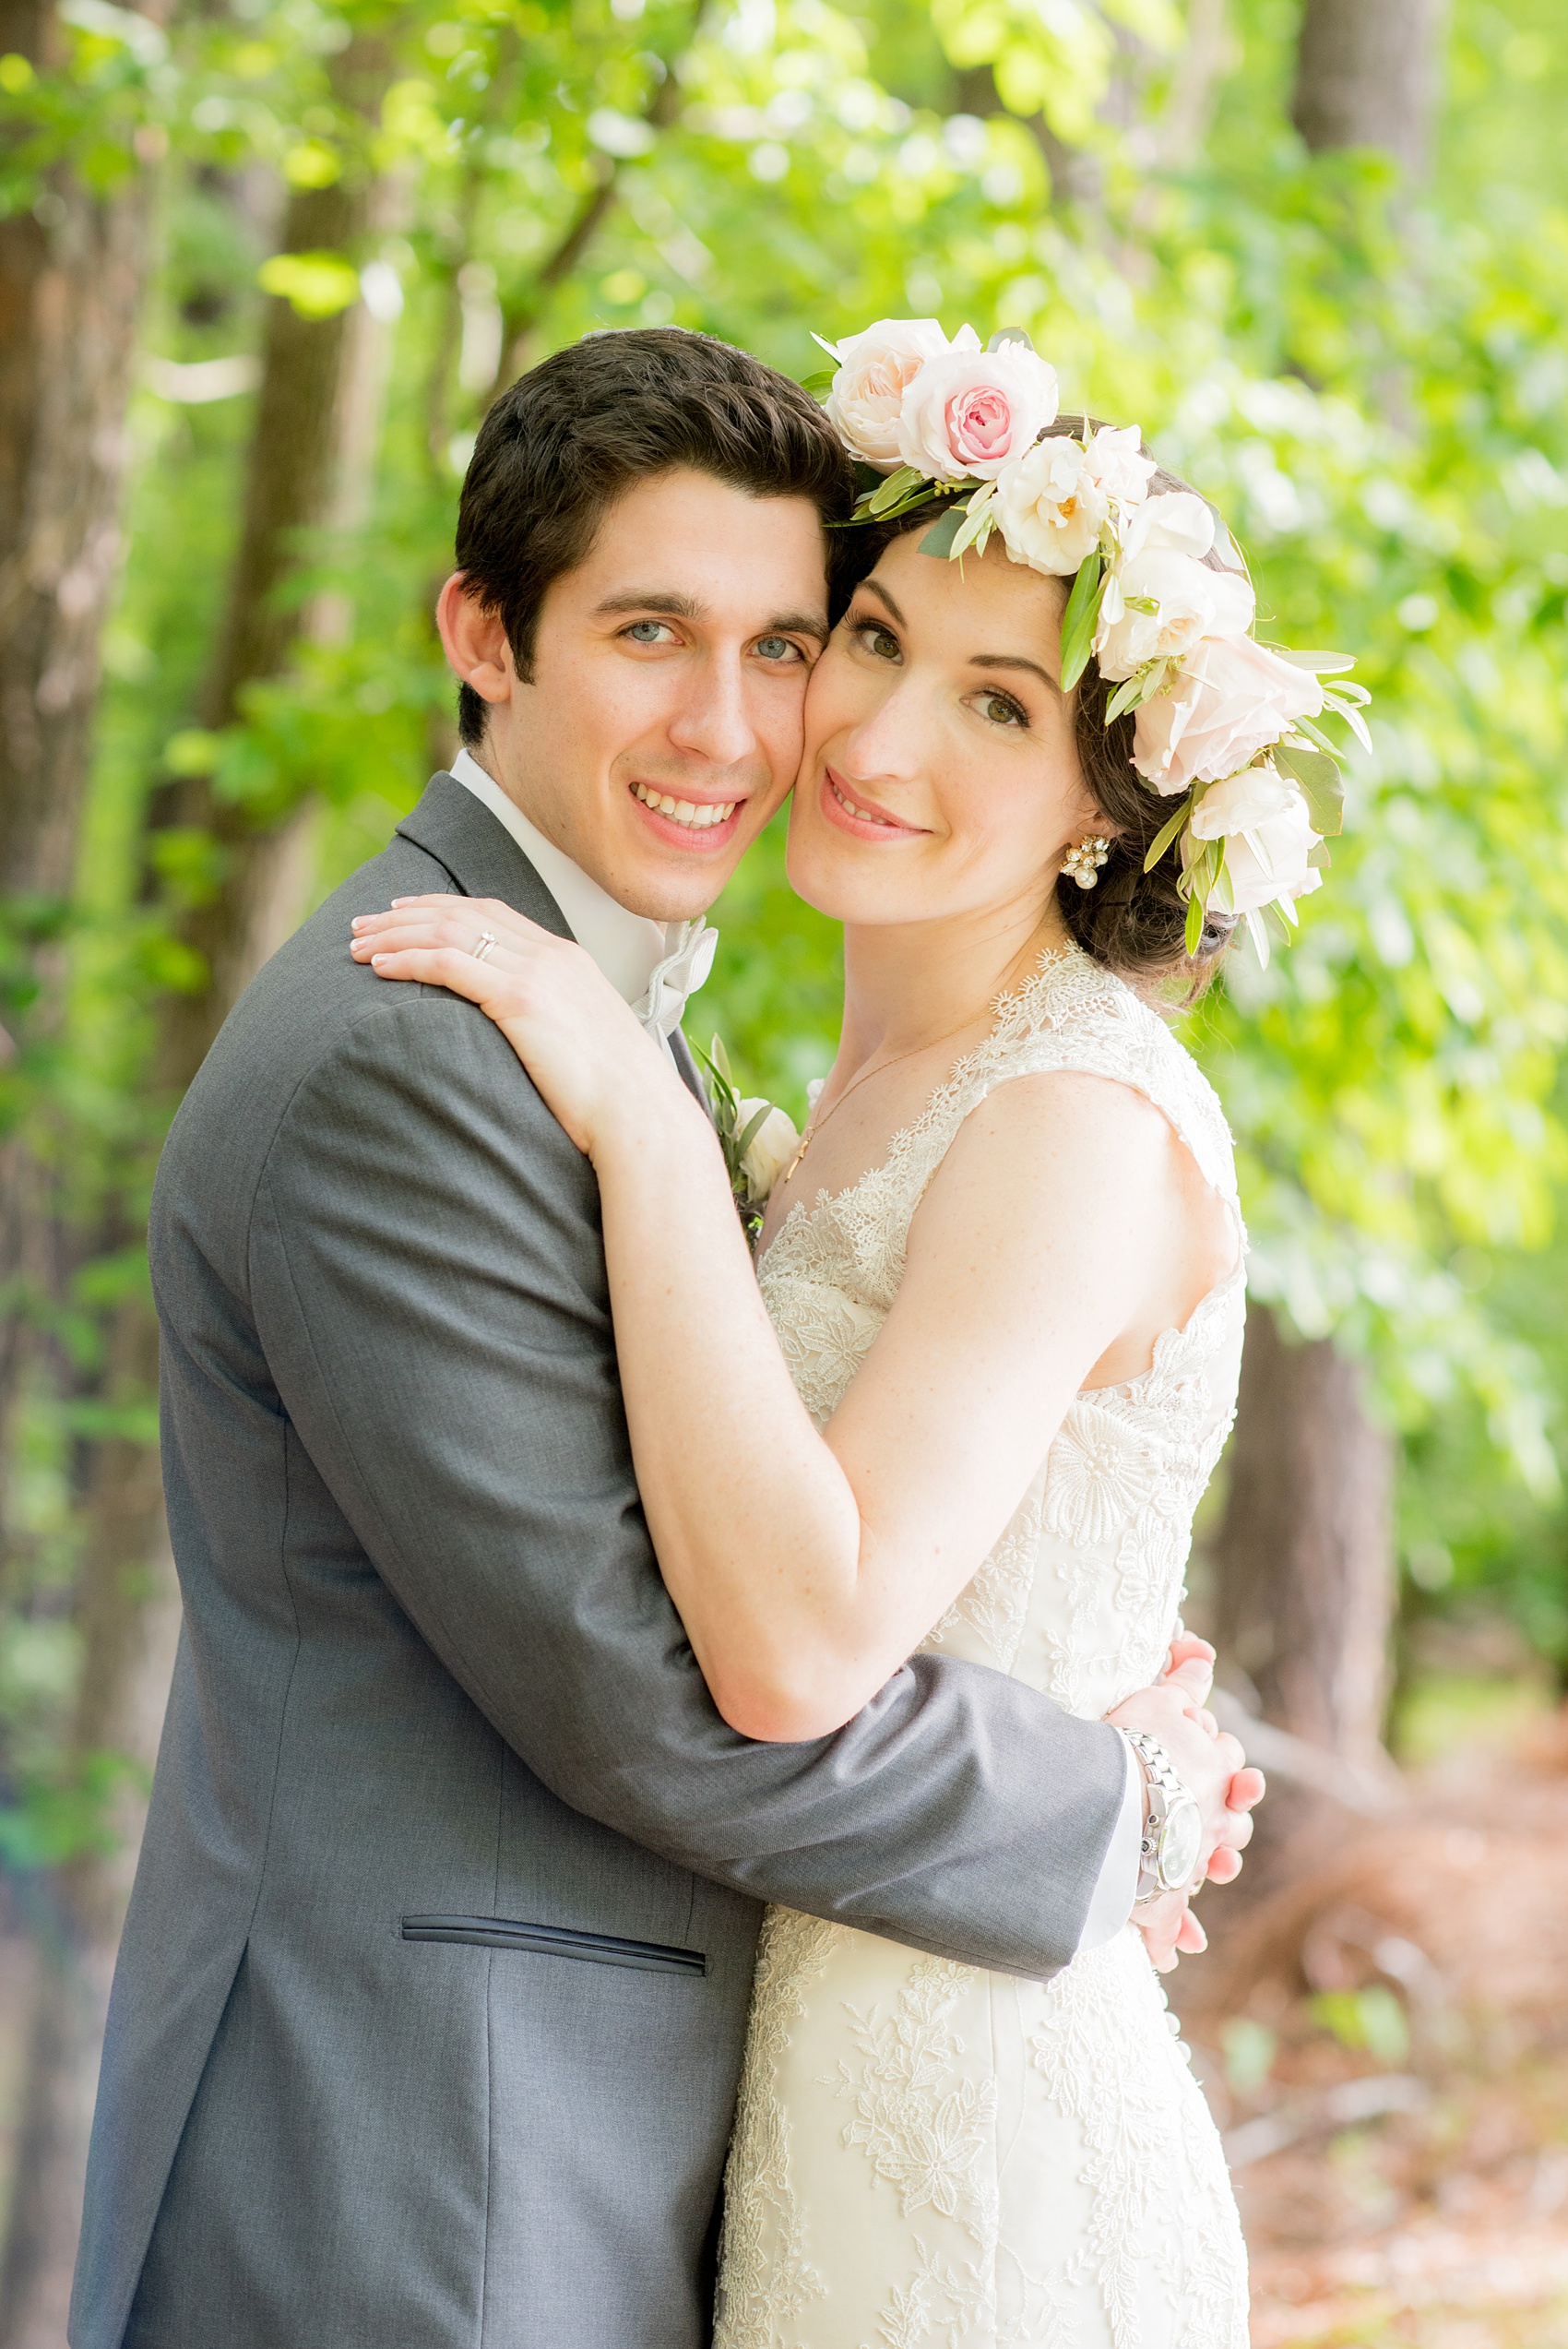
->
<box><xmin>1120</xmin><ymin>1730</ymin><xmax>1197</xmax><ymax>1902</ymax></box>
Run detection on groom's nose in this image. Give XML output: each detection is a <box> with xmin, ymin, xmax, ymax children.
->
<box><xmin>665</xmin><ymin>650</ymin><xmax>760</xmax><ymax>769</ymax></box>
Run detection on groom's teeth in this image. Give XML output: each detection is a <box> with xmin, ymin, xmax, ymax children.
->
<box><xmin>632</xmin><ymin>784</ymin><xmax>738</xmax><ymax>830</ymax></box>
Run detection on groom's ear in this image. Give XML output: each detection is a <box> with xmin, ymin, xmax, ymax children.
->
<box><xmin>437</xmin><ymin>574</ymin><xmax>519</xmax><ymax>717</ymax></box>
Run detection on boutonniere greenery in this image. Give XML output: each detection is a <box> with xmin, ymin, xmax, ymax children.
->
<box><xmin>695</xmin><ymin>1035</ymin><xmax>802</xmax><ymax>1249</ymax></box>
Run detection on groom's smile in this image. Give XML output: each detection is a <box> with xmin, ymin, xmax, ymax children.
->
<box><xmin>437</xmin><ymin>467</ymin><xmax>832</xmax><ymax>925</ymax></box>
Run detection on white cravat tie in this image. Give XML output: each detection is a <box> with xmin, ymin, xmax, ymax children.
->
<box><xmin>634</xmin><ymin>919</ymin><xmax>719</xmax><ymax>1045</ymax></box>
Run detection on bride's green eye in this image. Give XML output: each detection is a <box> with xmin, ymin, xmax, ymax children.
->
<box><xmin>971</xmin><ymin>690</ymin><xmax>1028</xmax><ymax>729</ymax></box>
<box><xmin>855</xmin><ymin>623</ymin><xmax>901</xmax><ymax>662</ymax></box>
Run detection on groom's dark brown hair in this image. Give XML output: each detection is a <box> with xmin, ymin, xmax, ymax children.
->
<box><xmin>453</xmin><ymin>327</ymin><xmax>855</xmax><ymax>744</ymax></box>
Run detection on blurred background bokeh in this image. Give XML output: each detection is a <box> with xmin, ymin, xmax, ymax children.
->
<box><xmin>3</xmin><ymin>0</ymin><xmax>1568</xmax><ymax>2338</ymax></box>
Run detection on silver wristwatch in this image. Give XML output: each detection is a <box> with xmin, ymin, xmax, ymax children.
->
<box><xmin>1122</xmin><ymin>1730</ymin><xmax>1203</xmax><ymax>1902</ymax></box>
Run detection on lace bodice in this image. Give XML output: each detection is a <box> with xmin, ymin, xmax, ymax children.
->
<box><xmin>757</xmin><ymin>944</ymin><xmax>1246</xmax><ymax>1713</ymax></box>
<box><xmin>716</xmin><ymin>946</ymin><xmax>1251</xmax><ymax>2349</ymax></box>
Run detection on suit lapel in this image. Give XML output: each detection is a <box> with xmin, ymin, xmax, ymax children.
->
<box><xmin>396</xmin><ymin>771</ymin><xmax>574</xmax><ymax>940</ymax></box>
<box><xmin>398</xmin><ymin>772</ymin><xmax>714</xmax><ymax>1118</ymax></box>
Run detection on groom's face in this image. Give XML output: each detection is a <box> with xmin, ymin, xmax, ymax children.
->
<box><xmin>442</xmin><ymin>469</ymin><xmax>830</xmax><ymax>924</ymax></box>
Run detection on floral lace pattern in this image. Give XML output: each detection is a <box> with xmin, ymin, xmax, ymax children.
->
<box><xmin>716</xmin><ymin>947</ymin><xmax>1249</xmax><ymax>2349</ymax></box>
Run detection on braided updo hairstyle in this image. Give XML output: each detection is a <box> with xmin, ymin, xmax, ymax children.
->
<box><xmin>837</xmin><ymin>417</ymin><xmax>1237</xmax><ymax>996</ymax></box>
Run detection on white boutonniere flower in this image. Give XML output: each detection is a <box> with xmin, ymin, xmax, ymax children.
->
<box><xmin>695</xmin><ymin>1035</ymin><xmax>802</xmax><ymax>1247</ymax></box>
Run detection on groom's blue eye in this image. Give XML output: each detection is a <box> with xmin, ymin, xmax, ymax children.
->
<box><xmin>625</xmin><ymin>620</ymin><xmax>672</xmax><ymax>644</ymax></box>
<box><xmin>754</xmin><ymin>636</ymin><xmax>802</xmax><ymax>662</ymax></box>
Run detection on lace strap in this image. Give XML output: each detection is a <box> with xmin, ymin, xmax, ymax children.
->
<box><xmin>887</xmin><ymin>948</ymin><xmax>1243</xmax><ymax>1241</ymax></box>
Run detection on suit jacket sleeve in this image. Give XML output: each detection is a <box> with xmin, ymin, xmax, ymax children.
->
<box><xmin>247</xmin><ymin>987</ymin><xmax>1127</xmax><ymax>1978</ymax></box>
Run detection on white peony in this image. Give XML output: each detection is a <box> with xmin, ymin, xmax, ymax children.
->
<box><xmin>895</xmin><ymin>337</ymin><xmax>1059</xmax><ymax>483</ymax></box>
<box><xmin>993</xmin><ymin>437</ymin><xmax>1109</xmax><ymax>576</ymax></box>
<box><xmin>1184</xmin><ymin>769</ymin><xmax>1323</xmax><ymax>914</ymax></box>
<box><xmin>737</xmin><ymin>1100</ymin><xmax>801</xmax><ymax>1203</ymax></box>
<box><xmin>1094</xmin><ymin>492</ymin><xmax>1255</xmax><ymax>681</ymax></box>
<box><xmin>1081</xmin><ymin>423</ymin><xmax>1157</xmax><ymax>510</ymax></box>
<box><xmin>824</xmin><ymin>317</ymin><xmax>955</xmax><ymax>473</ymax></box>
<box><xmin>1132</xmin><ymin>634</ymin><xmax>1326</xmax><ymax>795</ymax></box>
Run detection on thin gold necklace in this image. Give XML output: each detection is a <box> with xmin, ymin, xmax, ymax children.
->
<box><xmin>779</xmin><ymin>937</ymin><xmax>1044</xmax><ymax>1191</ymax></box>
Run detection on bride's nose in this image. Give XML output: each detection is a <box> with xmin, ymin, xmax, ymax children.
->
<box><xmin>837</xmin><ymin>677</ymin><xmax>927</xmax><ymax>796</ymax></box>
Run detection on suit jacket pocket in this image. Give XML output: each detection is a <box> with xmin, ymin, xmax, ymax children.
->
<box><xmin>401</xmin><ymin>1914</ymin><xmax>706</xmax><ymax>1977</ymax></box>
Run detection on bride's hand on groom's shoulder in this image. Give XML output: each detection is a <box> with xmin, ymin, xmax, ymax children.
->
<box><xmin>350</xmin><ymin>896</ymin><xmax>679</xmax><ymax>1157</ymax></box>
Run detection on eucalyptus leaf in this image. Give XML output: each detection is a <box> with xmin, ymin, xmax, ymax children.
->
<box><xmin>987</xmin><ymin>327</ymin><xmax>1035</xmax><ymax>351</ymax></box>
<box><xmin>920</xmin><ymin>508</ymin><xmax>967</xmax><ymax>558</ymax></box>
<box><xmin>1275</xmin><ymin>744</ymin><xmax>1345</xmax><ymax>836</ymax></box>
<box><xmin>1273</xmin><ymin>648</ymin><xmax>1358</xmax><ymax>674</ymax></box>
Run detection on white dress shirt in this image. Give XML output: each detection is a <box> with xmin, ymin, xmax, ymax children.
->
<box><xmin>447</xmin><ymin>747</ymin><xmax>1145</xmax><ymax>1955</ymax></box>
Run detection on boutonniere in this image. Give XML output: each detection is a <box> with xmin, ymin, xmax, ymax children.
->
<box><xmin>695</xmin><ymin>1035</ymin><xmax>802</xmax><ymax>1249</ymax></box>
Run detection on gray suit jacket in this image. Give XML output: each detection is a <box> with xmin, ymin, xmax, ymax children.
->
<box><xmin>72</xmin><ymin>774</ymin><xmax>1126</xmax><ymax>2349</ymax></box>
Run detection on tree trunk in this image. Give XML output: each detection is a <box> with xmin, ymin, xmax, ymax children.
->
<box><xmin>0</xmin><ymin>62</ymin><xmax>398</xmax><ymax>2334</ymax></box>
<box><xmin>0</xmin><ymin>0</ymin><xmax>164</xmax><ymax>1489</ymax></box>
<box><xmin>1213</xmin><ymin>1305</ymin><xmax>1397</xmax><ymax>1769</ymax></box>
<box><xmin>1292</xmin><ymin>0</ymin><xmax>1446</xmax><ymax>179</ymax></box>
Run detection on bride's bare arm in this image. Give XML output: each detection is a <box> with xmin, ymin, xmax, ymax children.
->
<box><xmin>353</xmin><ymin>898</ymin><xmax>1202</xmax><ymax>1741</ymax></box>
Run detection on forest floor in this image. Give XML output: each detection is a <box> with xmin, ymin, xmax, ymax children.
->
<box><xmin>0</xmin><ymin>1687</ymin><xmax>1563</xmax><ymax>2347</ymax></box>
<box><xmin>1175</xmin><ymin>1692</ymin><xmax>1568</xmax><ymax>2349</ymax></box>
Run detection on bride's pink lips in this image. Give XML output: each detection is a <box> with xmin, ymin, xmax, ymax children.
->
<box><xmin>818</xmin><ymin>768</ymin><xmax>925</xmax><ymax>842</ymax></box>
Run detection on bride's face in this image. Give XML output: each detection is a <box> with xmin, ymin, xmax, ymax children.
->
<box><xmin>788</xmin><ymin>531</ymin><xmax>1102</xmax><ymax>931</ymax></box>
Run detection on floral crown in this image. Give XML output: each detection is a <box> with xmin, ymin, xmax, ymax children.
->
<box><xmin>810</xmin><ymin>318</ymin><xmax>1369</xmax><ymax>960</ymax></box>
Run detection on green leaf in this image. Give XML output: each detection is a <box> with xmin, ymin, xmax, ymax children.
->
<box><xmin>1184</xmin><ymin>889</ymin><xmax>1206</xmax><ymax>955</ymax></box>
<box><xmin>1307</xmin><ymin>840</ymin><xmax>1333</xmax><ymax>869</ymax></box>
<box><xmin>1143</xmin><ymin>793</ymin><xmax>1193</xmax><ymax>873</ymax></box>
<box><xmin>1058</xmin><ymin>552</ymin><xmax>1105</xmax><ymax>692</ymax></box>
<box><xmin>799</xmin><ymin>367</ymin><xmax>837</xmax><ymax>397</ymax></box>
<box><xmin>733</xmin><ymin>1103</ymin><xmax>772</xmax><ymax>1163</ymax></box>
<box><xmin>1275</xmin><ymin>744</ymin><xmax>1345</xmax><ymax>836</ymax></box>
<box><xmin>866</xmin><ymin>465</ymin><xmax>926</xmax><ymax>517</ymax></box>
<box><xmin>920</xmin><ymin>508</ymin><xmax>967</xmax><ymax>558</ymax></box>
<box><xmin>987</xmin><ymin>327</ymin><xmax>1034</xmax><ymax>351</ymax></box>
<box><xmin>1104</xmin><ymin>671</ymin><xmax>1148</xmax><ymax>722</ymax></box>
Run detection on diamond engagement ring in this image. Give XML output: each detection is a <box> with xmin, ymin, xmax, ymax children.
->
<box><xmin>470</xmin><ymin>931</ymin><xmax>498</xmax><ymax>963</ymax></box>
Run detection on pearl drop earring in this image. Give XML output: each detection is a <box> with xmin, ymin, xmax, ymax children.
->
<box><xmin>1061</xmin><ymin>835</ymin><xmax>1111</xmax><ymax>890</ymax></box>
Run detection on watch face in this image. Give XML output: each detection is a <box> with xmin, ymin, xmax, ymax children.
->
<box><xmin>1158</xmin><ymin>1796</ymin><xmax>1203</xmax><ymax>1891</ymax></box>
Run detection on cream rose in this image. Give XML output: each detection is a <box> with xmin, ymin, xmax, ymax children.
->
<box><xmin>1132</xmin><ymin>633</ymin><xmax>1326</xmax><ymax>794</ymax></box>
<box><xmin>824</xmin><ymin>317</ymin><xmax>954</xmax><ymax>474</ymax></box>
<box><xmin>737</xmin><ymin>1100</ymin><xmax>801</xmax><ymax>1203</ymax></box>
<box><xmin>895</xmin><ymin>338</ymin><xmax>1059</xmax><ymax>483</ymax></box>
<box><xmin>1095</xmin><ymin>492</ymin><xmax>1255</xmax><ymax>681</ymax></box>
<box><xmin>1081</xmin><ymin>423</ymin><xmax>1157</xmax><ymax>510</ymax></box>
<box><xmin>993</xmin><ymin>437</ymin><xmax>1108</xmax><ymax>576</ymax></box>
<box><xmin>1184</xmin><ymin>771</ymin><xmax>1323</xmax><ymax>914</ymax></box>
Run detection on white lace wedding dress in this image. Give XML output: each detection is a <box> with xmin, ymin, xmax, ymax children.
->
<box><xmin>713</xmin><ymin>946</ymin><xmax>1250</xmax><ymax>2349</ymax></box>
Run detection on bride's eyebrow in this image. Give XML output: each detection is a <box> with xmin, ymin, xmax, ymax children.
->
<box><xmin>968</xmin><ymin>652</ymin><xmax>1063</xmax><ymax>703</ymax></box>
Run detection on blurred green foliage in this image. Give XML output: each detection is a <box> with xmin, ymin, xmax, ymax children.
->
<box><xmin>5</xmin><ymin>0</ymin><xmax>1568</xmax><ymax>1730</ymax></box>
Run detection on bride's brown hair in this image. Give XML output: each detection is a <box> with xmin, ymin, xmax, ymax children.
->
<box><xmin>841</xmin><ymin>418</ymin><xmax>1237</xmax><ymax>998</ymax></box>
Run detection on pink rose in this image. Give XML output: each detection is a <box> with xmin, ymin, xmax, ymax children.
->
<box><xmin>824</xmin><ymin>317</ymin><xmax>955</xmax><ymax>474</ymax></box>
<box><xmin>1132</xmin><ymin>635</ymin><xmax>1326</xmax><ymax>795</ymax></box>
<box><xmin>895</xmin><ymin>339</ymin><xmax>1059</xmax><ymax>483</ymax></box>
